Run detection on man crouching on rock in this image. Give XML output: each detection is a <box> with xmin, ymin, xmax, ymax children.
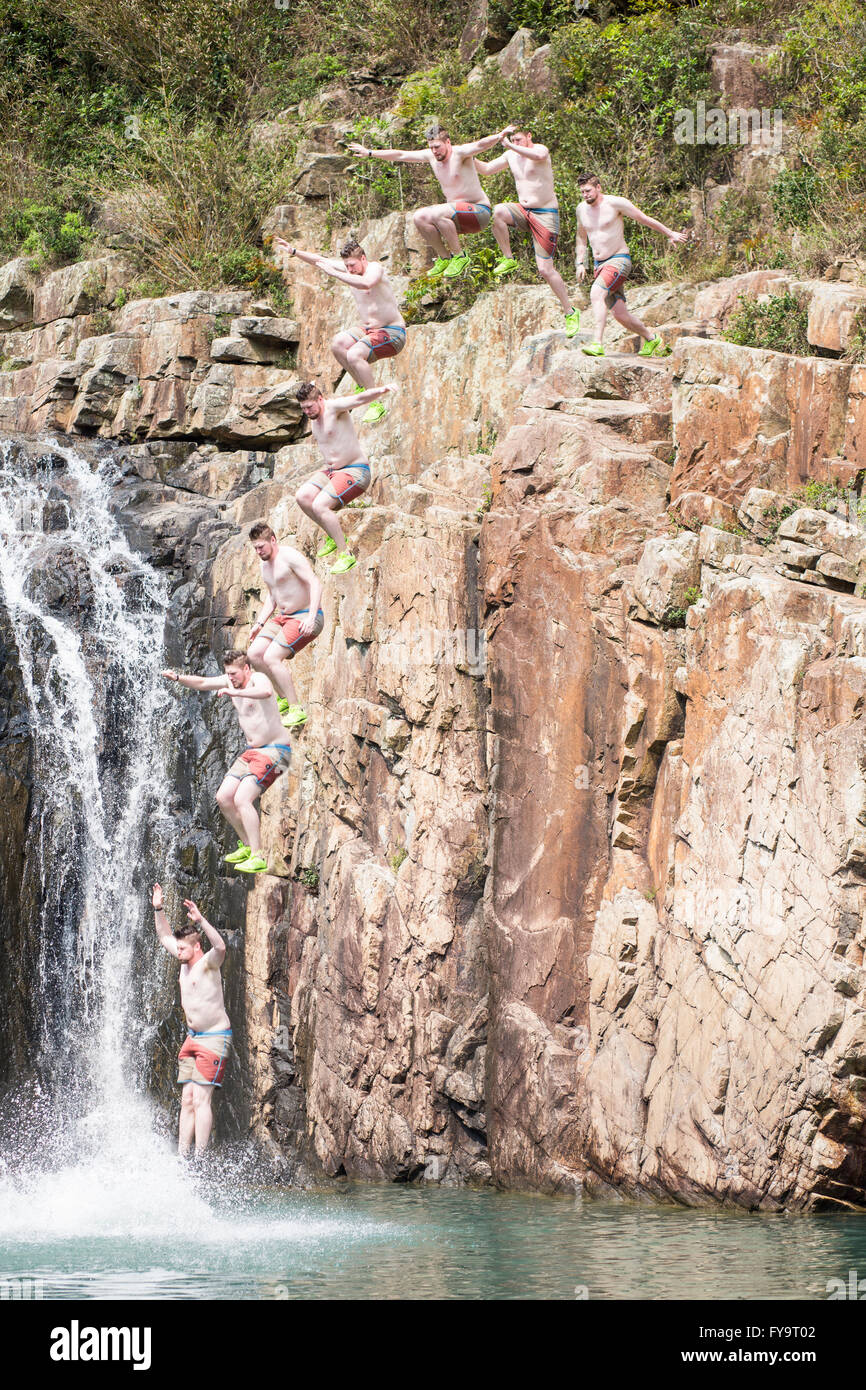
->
<box><xmin>152</xmin><ymin>882</ymin><xmax>231</xmax><ymax>1158</ymax></box>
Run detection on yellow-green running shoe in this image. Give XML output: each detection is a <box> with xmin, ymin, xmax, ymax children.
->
<box><xmin>235</xmin><ymin>853</ymin><xmax>268</xmax><ymax>874</ymax></box>
<box><xmin>443</xmin><ymin>254</ymin><xmax>471</xmax><ymax>278</ymax></box>
<box><xmin>493</xmin><ymin>256</ymin><xmax>518</xmax><ymax>277</ymax></box>
<box><xmin>638</xmin><ymin>335</ymin><xmax>662</xmax><ymax>357</ymax></box>
<box><xmin>564</xmin><ymin>308</ymin><xmax>581</xmax><ymax>338</ymax></box>
<box><xmin>581</xmin><ymin>340</ymin><xmax>605</xmax><ymax>356</ymax></box>
<box><xmin>224</xmin><ymin>840</ymin><xmax>251</xmax><ymax>864</ymax></box>
<box><xmin>280</xmin><ymin>703</ymin><xmax>308</xmax><ymax>728</ymax></box>
<box><xmin>316</xmin><ymin>536</ymin><xmax>338</xmax><ymax>559</ymax></box>
<box><xmin>430</xmin><ymin>256</ymin><xmax>450</xmax><ymax>276</ymax></box>
<box><xmin>330</xmin><ymin>550</ymin><xmax>357</xmax><ymax>575</ymax></box>
<box><xmin>362</xmin><ymin>401</ymin><xmax>387</xmax><ymax>424</ymax></box>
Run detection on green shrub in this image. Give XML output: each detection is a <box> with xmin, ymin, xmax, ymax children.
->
<box><xmin>771</xmin><ymin>167</ymin><xmax>822</xmax><ymax>229</ymax></box>
<box><xmin>723</xmin><ymin>292</ymin><xmax>812</xmax><ymax>356</ymax></box>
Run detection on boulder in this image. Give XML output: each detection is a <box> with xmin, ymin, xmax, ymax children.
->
<box><xmin>710</xmin><ymin>42</ymin><xmax>778</xmax><ymax>107</ymax></box>
<box><xmin>631</xmin><ymin>532</ymin><xmax>701</xmax><ymax>623</ymax></box>
<box><xmin>0</xmin><ymin>258</ymin><xmax>34</xmax><ymax>331</ymax></box>
<box><xmin>292</xmin><ymin>150</ymin><xmax>354</xmax><ymax>199</ymax></box>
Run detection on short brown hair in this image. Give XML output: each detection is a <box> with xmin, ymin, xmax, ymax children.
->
<box><xmin>341</xmin><ymin>237</ymin><xmax>365</xmax><ymax>259</ymax></box>
<box><xmin>579</xmin><ymin>173</ymin><xmax>600</xmax><ymax>187</ymax></box>
<box><xmin>173</xmin><ymin>922</ymin><xmax>200</xmax><ymax>940</ymax></box>
<box><xmin>295</xmin><ymin>381</ymin><xmax>322</xmax><ymax>403</ymax></box>
<box><xmin>426</xmin><ymin>125</ymin><xmax>450</xmax><ymax>142</ymax></box>
<box><xmin>249</xmin><ymin>521</ymin><xmax>275</xmax><ymax>542</ymax></box>
<box><xmin>223</xmin><ymin>647</ymin><xmax>250</xmax><ymax>668</ymax></box>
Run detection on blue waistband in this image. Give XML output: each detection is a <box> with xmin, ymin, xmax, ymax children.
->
<box><xmin>278</xmin><ymin>607</ymin><xmax>325</xmax><ymax>617</ymax></box>
<box><xmin>524</xmin><ymin>205</ymin><xmax>559</xmax><ymax>214</ymax></box>
<box><xmin>188</xmin><ymin>1028</ymin><xmax>232</xmax><ymax>1037</ymax></box>
<box><xmin>594</xmin><ymin>250</ymin><xmax>632</xmax><ymax>267</ymax></box>
<box><xmin>255</xmin><ymin>742</ymin><xmax>293</xmax><ymax>755</ymax></box>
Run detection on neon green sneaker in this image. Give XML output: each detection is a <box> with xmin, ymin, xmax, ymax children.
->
<box><xmin>235</xmin><ymin>853</ymin><xmax>268</xmax><ymax>874</ymax></box>
<box><xmin>443</xmin><ymin>254</ymin><xmax>471</xmax><ymax>278</ymax></box>
<box><xmin>638</xmin><ymin>336</ymin><xmax>662</xmax><ymax>357</ymax></box>
<box><xmin>430</xmin><ymin>256</ymin><xmax>450</xmax><ymax>276</ymax></box>
<box><xmin>224</xmin><ymin>840</ymin><xmax>251</xmax><ymax>864</ymax></box>
<box><xmin>564</xmin><ymin>308</ymin><xmax>581</xmax><ymax>338</ymax></box>
<box><xmin>280</xmin><ymin>703</ymin><xmax>308</xmax><ymax>729</ymax></box>
<box><xmin>330</xmin><ymin>550</ymin><xmax>357</xmax><ymax>575</ymax></box>
<box><xmin>581</xmin><ymin>341</ymin><xmax>605</xmax><ymax>357</ymax></box>
<box><xmin>493</xmin><ymin>256</ymin><xmax>518</xmax><ymax>277</ymax></box>
<box><xmin>353</xmin><ymin>384</ymin><xmax>364</xmax><ymax>393</ymax></box>
<box><xmin>316</xmin><ymin>536</ymin><xmax>338</xmax><ymax>559</ymax></box>
<box><xmin>362</xmin><ymin>401</ymin><xmax>387</xmax><ymax>424</ymax></box>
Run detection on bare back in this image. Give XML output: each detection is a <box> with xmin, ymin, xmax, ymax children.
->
<box><xmin>578</xmin><ymin>194</ymin><xmax>629</xmax><ymax>261</ymax></box>
<box><xmin>260</xmin><ymin>544</ymin><xmax>314</xmax><ymax>615</ymax></box>
<box><xmin>507</xmin><ymin>148</ymin><xmax>557</xmax><ymax>208</ymax></box>
<box><xmin>429</xmin><ymin>148</ymin><xmax>488</xmax><ymax>205</ymax></box>
<box><xmin>179</xmin><ymin>952</ymin><xmax>230</xmax><ymax>1033</ymax></box>
<box><xmin>350</xmin><ymin>264</ymin><xmax>404</xmax><ymax>330</ymax></box>
<box><xmin>311</xmin><ymin>399</ymin><xmax>369</xmax><ymax>470</ymax></box>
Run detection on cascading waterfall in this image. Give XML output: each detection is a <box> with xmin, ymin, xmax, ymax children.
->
<box><xmin>0</xmin><ymin>438</ymin><xmax>207</xmax><ymax>1222</ymax></box>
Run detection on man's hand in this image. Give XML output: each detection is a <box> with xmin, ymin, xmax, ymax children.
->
<box><xmin>161</xmin><ymin>669</ymin><xmax>179</xmax><ymax>682</ymax></box>
<box><xmin>668</xmin><ymin>230</ymin><xmax>688</xmax><ymax>245</ymax></box>
<box><xmin>383</xmin><ymin>383</ymin><xmax>399</xmax><ymax>395</ymax></box>
<box><xmin>184</xmin><ymin>899</ymin><xmax>204</xmax><ymax>925</ymax></box>
<box><xmin>576</xmin><ymin>266</ymin><xmax>587</xmax><ymax>283</ymax></box>
<box><xmin>298</xmin><ymin>614</ymin><xmax>317</xmax><ymax>636</ymax></box>
<box><xmin>217</xmin><ymin>687</ymin><xmax>237</xmax><ymax>697</ymax></box>
<box><xmin>152</xmin><ymin>882</ymin><xmax>164</xmax><ymax>911</ymax></box>
<box><xmin>348</xmin><ymin>142</ymin><xmax>369</xmax><ymax>157</ymax></box>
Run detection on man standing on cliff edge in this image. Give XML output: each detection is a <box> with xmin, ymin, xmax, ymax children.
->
<box><xmin>152</xmin><ymin>883</ymin><xmax>231</xmax><ymax>1159</ymax></box>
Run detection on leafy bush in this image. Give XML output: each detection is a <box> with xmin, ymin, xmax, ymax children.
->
<box><xmin>722</xmin><ymin>292</ymin><xmax>812</xmax><ymax>356</ymax></box>
<box><xmin>771</xmin><ymin>167</ymin><xmax>822</xmax><ymax>229</ymax></box>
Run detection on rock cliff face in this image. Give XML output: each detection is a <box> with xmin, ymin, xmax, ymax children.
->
<box><xmin>3</xmin><ymin>211</ymin><xmax>866</xmax><ymax>1207</ymax></box>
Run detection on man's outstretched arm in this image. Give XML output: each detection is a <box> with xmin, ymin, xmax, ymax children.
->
<box><xmin>454</xmin><ymin>125</ymin><xmax>515</xmax><ymax>157</ymax></box>
<box><xmin>183</xmin><ymin>899</ymin><xmax>226</xmax><ymax>968</ymax></box>
<box><xmin>331</xmin><ymin>383</ymin><xmax>398</xmax><ymax>412</ymax></box>
<box><xmin>475</xmin><ymin>154</ymin><xmax>509</xmax><ymax>177</ymax></box>
<box><xmin>162</xmin><ymin>670</ymin><xmax>227</xmax><ymax>691</ymax></box>
<box><xmin>347</xmin><ymin>142</ymin><xmax>430</xmax><ymax>164</ymax></box>
<box><xmin>152</xmin><ymin>882</ymin><xmax>179</xmax><ymax>958</ymax></box>
<box><xmin>610</xmin><ymin>197</ymin><xmax>688</xmax><ymax>244</ymax></box>
<box><xmin>502</xmin><ymin>136</ymin><xmax>549</xmax><ymax>162</ymax></box>
<box><xmin>273</xmin><ymin>239</ymin><xmax>383</xmax><ymax>289</ymax></box>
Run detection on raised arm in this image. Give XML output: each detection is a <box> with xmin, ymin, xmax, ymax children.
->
<box><xmin>347</xmin><ymin>142</ymin><xmax>430</xmax><ymax>164</ymax></box>
<box><xmin>273</xmin><ymin>239</ymin><xmax>384</xmax><ymax>289</ymax></box>
<box><xmin>217</xmin><ymin>672</ymin><xmax>275</xmax><ymax>701</ymax></box>
<box><xmin>609</xmin><ymin>196</ymin><xmax>688</xmax><ymax>244</ymax></box>
<box><xmin>152</xmin><ymin>882</ymin><xmax>179</xmax><ymax>958</ymax></box>
<box><xmin>162</xmin><ymin>670</ymin><xmax>228</xmax><ymax>692</ymax></box>
<box><xmin>183</xmin><ymin>899</ymin><xmax>226</xmax><ymax>968</ymax></box>
<box><xmin>453</xmin><ymin>124</ymin><xmax>515</xmax><ymax>157</ymax></box>
<box><xmin>475</xmin><ymin>154</ymin><xmax>509</xmax><ymax>177</ymax></box>
<box><xmin>330</xmin><ymin>383</ymin><xmax>398</xmax><ymax>412</ymax></box>
<box><xmin>502</xmin><ymin>137</ymin><xmax>549</xmax><ymax>162</ymax></box>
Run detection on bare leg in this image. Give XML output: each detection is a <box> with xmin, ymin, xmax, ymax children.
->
<box><xmin>296</xmin><ymin>483</ymin><xmax>346</xmax><ymax>550</ymax></box>
<box><xmin>331</xmin><ymin>331</ymin><xmax>355</xmax><ymax>379</ymax></box>
<box><xmin>262</xmin><ymin>643</ymin><xmax>297</xmax><ymax>704</ymax></box>
<box><xmin>537</xmin><ymin>257</ymin><xmax>574</xmax><ymax>314</ymax></box>
<box><xmin>234</xmin><ymin>778</ymin><xmax>264</xmax><ymax>853</ymax></box>
<box><xmin>413</xmin><ymin>205</ymin><xmax>461</xmax><ymax>257</ymax></box>
<box><xmin>216</xmin><ymin>777</ymin><xmax>246</xmax><ymax>841</ymax></box>
<box><xmin>345</xmin><ymin>341</ymin><xmax>375</xmax><ymax>389</ymax></box>
<box><xmin>191</xmin><ymin>1085</ymin><xmax>214</xmax><ymax>1154</ymax></box>
<box><xmin>590</xmin><ymin>278</ymin><xmax>610</xmax><ymax>342</ymax></box>
<box><xmin>611</xmin><ymin>299</ymin><xmax>654</xmax><ymax>341</ymax></box>
<box><xmin>311</xmin><ymin>491</ymin><xmax>347</xmax><ymax>551</ymax></box>
<box><xmin>248</xmin><ymin>637</ymin><xmax>296</xmax><ymax>704</ymax></box>
<box><xmin>179</xmin><ymin>1086</ymin><xmax>195</xmax><ymax>1156</ymax></box>
<box><xmin>491</xmin><ymin>205</ymin><xmax>514</xmax><ymax>258</ymax></box>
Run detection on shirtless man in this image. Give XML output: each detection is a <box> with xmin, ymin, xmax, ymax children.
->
<box><xmin>348</xmin><ymin>123</ymin><xmax>515</xmax><ymax>279</ymax></box>
<box><xmin>152</xmin><ymin>883</ymin><xmax>230</xmax><ymax>1157</ymax></box>
<box><xmin>273</xmin><ymin>235</ymin><xmax>405</xmax><ymax>425</ymax></box>
<box><xmin>576</xmin><ymin>173</ymin><xmax>688</xmax><ymax>357</ymax></box>
<box><xmin>163</xmin><ymin>648</ymin><xmax>291</xmax><ymax>874</ymax></box>
<box><xmin>294</xmin><ymin>380</ymin><xmax>397</xmax><ymax>574</ymax></box>
<box><xmin>246</xmin><ymin>521</ymin><xmax>323</xmax><ymax>731</ymax></box>
<box><xmin>476</xmin><ymin>127</ymin><xmax>580</xmax><ymax>336</ymax></box>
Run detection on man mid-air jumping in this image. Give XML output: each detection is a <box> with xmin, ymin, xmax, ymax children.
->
<box><xmin>575</xmin><ymin>173</ymin><xmax>688</xmax><ymax>357</ymax></box>
<box><xmin>476</xmin><ymin>125</ymin><xmax>580</xmax><ymax>336</ymax></box>
<box><xmin>348</xmin><ymin>123</ymin><xmax>516</xmax><ymax>279</ymax></box>
<box><xmin>274</xmin><ymin>235</ymin><xmax>405</xmax><ymax>424</ymax></box>
<box><xmin>246</xmin><ymin>521</ymin><xmax>323</xmax><ymax>731</ymax></box>
<box><xmin>152</xmin><ymin>883</ymin><xmax>231</xmax><ymax>1158</ymax></box>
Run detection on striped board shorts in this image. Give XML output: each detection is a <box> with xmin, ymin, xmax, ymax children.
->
<box><xmin>504</xmin><ymin>204</ymin><xmax>560</xmax><ymax>259</ymax></box>
<box><xmin>347</xmin><ymin>323</ymin><xmax>407</xmax><ymax>362</ymax></box>
<box><xmin>593</xmin><ymin>251</ymin><xmax>632</xmax><ymax>307</ymax></box>
<box><xmin>449</xmin><ymin>201</ymin><xmax>492</xmax><ymax>233</ymax></box>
